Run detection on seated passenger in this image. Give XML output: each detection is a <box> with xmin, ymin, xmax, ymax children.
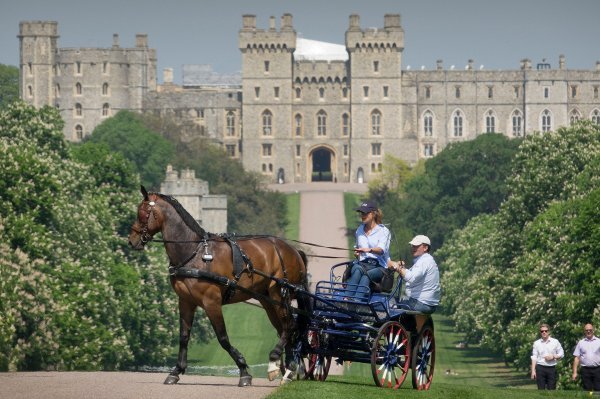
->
<box><xmin>388</xmin><ymin>235</ymin><xmax>440</xmax><ymax>314</ymax></box>
<box><xmin>344</xmin><ymin>200</ymin><xmax>391</xmax><ymax>299</ymax></box>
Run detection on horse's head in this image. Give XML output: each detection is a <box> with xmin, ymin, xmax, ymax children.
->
<box><xmin>128</xmin><ymin>185</ymin><xmax>163</xmax><ymax>250</ymax></box>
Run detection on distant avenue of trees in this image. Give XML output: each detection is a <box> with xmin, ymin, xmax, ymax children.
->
<box><xmin>367</xmin><ymin>124</ymin><xmax>599</xmax><ymax>389</ymax></box>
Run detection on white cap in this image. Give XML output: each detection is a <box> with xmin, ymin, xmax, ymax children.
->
<box><xmin>409</xmin><ymin>235</ymin><xmax>431</xmax><ymax>246</ymax></box>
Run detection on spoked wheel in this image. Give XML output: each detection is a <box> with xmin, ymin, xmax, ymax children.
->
<box><xmin>371</xmin><ymin>321</ymin><xmax>411</xmax><ymax>389</ymax></box>
<box><xmin>411</xmin><ymin>325</ymin><xmax>435</xmax><ymax>390</ymax></box>
<box><xmin>304</xmin><ymin>329</ymin><xmax>332</xmax><ymax>381</ymax></box>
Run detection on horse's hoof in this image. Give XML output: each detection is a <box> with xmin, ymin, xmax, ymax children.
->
<box><xmin>163</xmin><ymin>374</ymin><xmax>180</xmax><ymax>385</ymax></box>
<box><xmin>280</xmin><ymin>368</ymin><xmax>294</xmax><ymax>385</ymax></box>
<box><xmin>238</xmin><ymin>375</ymin><xmax>252</xmax><ymax>387</ymax></box>
<box><xmin>267</xmin><ymin>360</ymin><xmax>281</xmax><ymax>381</ymax></box>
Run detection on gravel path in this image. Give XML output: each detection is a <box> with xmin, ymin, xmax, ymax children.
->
<box><xmin>0</xmin><ymin>183</ymin><xmax>368</xmax><ymax>399</ymax></box>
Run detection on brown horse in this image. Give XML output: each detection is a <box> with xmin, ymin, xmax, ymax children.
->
<box><xmin>128</xmin><ymin>186</ymin><xmax>310</xmax><ymax>386</ymax></box>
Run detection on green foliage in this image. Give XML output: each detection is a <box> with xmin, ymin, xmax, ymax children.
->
<box><xmin>439</xmin><ymin>121</ymin><xmax>600</xmax><ymax>388</ymax></box>
<box><xmin>0</xmin><ymin>64</ymin><xmax>19</xmax><ymax>109</ymax></box>
<box><xmin>86</xmin><ymin>111</ymin><xmax>175</xmax><ymax>190</ymax></box>
<box><xmin>0</xmin><ymin>101</ymin><xmax>197</xmax><ymax>371</ymax></box>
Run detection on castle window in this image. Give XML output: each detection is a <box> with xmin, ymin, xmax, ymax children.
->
<box><xmin>262</xmin><ymin>143</ymin><xmax>272</xmax><ymax>157</ymax></box>
<box><xmin>264</xmin><ymin>61</ymin><xmax>270</xmax><ymax>72</ymax></box>
<box><xmin>27</xmin><ymin>63</ymin><xmax>32</xmax><ymax>76</ymax></box>
<box><xmin>569</xmin><ymin>109</ymin><xmax>581</xmax><ymax>125</ymax></box>
<box><xmin>226</xmin><ymin>111</ymin><xmax>236</xmax><ymax>136</ymax></box>
<box><xmin>511</xmin><ymin>110</ymin><xmax>523</xmax><ymax>136</ymax></box>
<box><xmin>319</xmin><ymin>87</ymin><xmax>325</xmax><ymax>99</ymax></box>
<box><xmin>514</xmin><ymin>86</ymin><xmax>520</xmax><ymax>98</ymax></box>
<box><xmin>196</xmin><ymin>109</ymin><xmax>204</xmax><ymax>118</ymax></box>
<box><xmin>594</xmin><ymin>86</ymin><xmax>599</xmax><ymax>99</ymax></box>
<box><xmin>423</xmin><ymin>111</ymin><xmax>433</xmax><ymax>136</ymax></box>
<box><xmin>591</xmin><ymin>109</ymin><xmax>600</xmax><ymax>125</ymax></box>
<box><xmin>383</xmin><ymin>86</ymin><xmax>389</xmax><ymax>98</ymax></box>
<box><xmin>75</xmin><ymin>125</ymin><xmax>83</xmax><ymax>140</ymax></box>
<box><xmin>75</xmin><ymin>103</ymin><xmax>83</xmax><ymax>117</ymax></box>
<box><xmin>425</xmin><ymin>86</ymin><xmax>431</xmax><ymax>99</ymax></box>
<box><xmin>571</xmin><ymin>85</ymin><xmax>578</xmax><ymax>98</ymax></box>
<box><xmin>226</xmin><ymin>144</ymin><xmax>236</xmax><ymax>157</ymax></box>
<box><xmin>102</xmin><ymin>103</ymin><xmax>110</xmax><ymax>117</ymax></box>
<box><xmin>455</xmin><ymin>86</ymin><xmax>461</xmax><ymax>98</ymax></box>
<box><xmin>255</xmin><ymin>87</ymin><xmax>260</xmax><ymax>99</ymax></box>
<box><xmin>76</xmin><ymin>82</ymin><xmax>82</xmax><ymax>96</ymax></box>
<box><xmin>488</xmin><ymin>86</ymin><xmax>494</xmax><ymax>99</ymax></box>
<box><xmin>317</xmin><ymin>110</ymin><xmax>327</xmax><ymax>136</ymax></box>
<box><xmin>453</xmin><ymin>110</ymin><xmax>463</xmax><ymax>137</ymax></box>
<box><xmin>342</xmin><ymin>113</ymin><xmax>350</xmax><ymax>136</ymax></box>
<box><xmin>342</xmin><ymin>87</ymin><xmax>348</xmax><ymax>99</ymax></box>
<box><xmin>27</xmin><ymin>85</ymin><xmax>33</xmax><ymax>97</ymax></box>
<box><xmin>102</xmin><ymin>83</ymin><xmax>109</xmax><ymax>96</ymax></box>
<box><xmin>485</xmin><ymin>110</ymin><xmax>496</xmax><ymax>133</ymax></box>
<box><xmin>363</xmin><ymin>86</ymin><xmax>369</xmax><ymax>98</ymax></box>
<box><xmin>274</xmin><ymin>87</ymin><xmax>280</xmax><ymax>99</ymax></box>
<box><xmin>296</xmin><ymin>145</ymin><xmax>301</xmax><ymax>157</ymax></box>
<box><xmin>343</xmin><ymin>144</ymin><xmax>348</xmax><ymax>157</ymax></box>
<box><xmin>373</xmin><ymin>61</ymin><xmax>379</xmax><ymax>72</ymax></box>
<box><xmin>544</xmin><ymin>87</ymin><xmax>549</xmax><ymax>98</ymax></box>
<box><xmin>76</xmin><ymin>61</ymin><xmax>81</xmax><ymax>75</ymax></box>
<box><xmin>262</xmin><ymin>164</ymin><xmax>267</xmax><ymax>172</ymax></box>
<box><xmin>55</xmin><ymin>84</ymin><xmax>60</xmax><ymax>98</ymax></box>
<box><xmin>371</xmin><ymin>109</ymin><xmax>382</xmax><ymax>135</ymax></box>
<box><xmin>541</xmin><ymin>109</ymin><xmax>552</xmax><ymax>132</ymax></box>
<box><xmin>262</xmin><ymin>110</ymin><xmax>272</xmax><ymax>135</ymax></box>
<box><xmin>424</xmin><ymin>144</ymin><xmax>434</xmax><ymax>157</ymax></box>
<box><xmin>294</xmin><ymin>114</ymin><xmax>303</xmax><ymax>136</ymax></box>
<box><xmin>103</xmin><ymin>61</ymin><xmax>109</xmax><ymax>74</ymax></box>
<box><xmin>344</xmin><ymin>162</ymin><xmax>348</xmax><ymax>175</ymax></box>
<box><xmin>371</xmin><ymin>143</ymin><xmax>382</xmax><ymax>156</ymax></box>
<box><xmin>295</xmin><ymin>87</ymin><xmax>301</xmax><ymax>99</ymax></box>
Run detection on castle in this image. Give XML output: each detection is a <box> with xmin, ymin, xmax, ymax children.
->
<box><xmin>19</xmin><ymin>15</ymin><xmax>600</xmax><ymax>184</ymax></box>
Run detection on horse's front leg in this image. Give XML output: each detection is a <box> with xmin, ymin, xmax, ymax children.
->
<box><xmin>164</xmin><ymin>298</ymin><xmax>196</xmax><ymax>385</ymax></box>
<box><xmin>205</xmin><ymin>300</ymin><xmax>252</xmax><ymax>387</ymax></box>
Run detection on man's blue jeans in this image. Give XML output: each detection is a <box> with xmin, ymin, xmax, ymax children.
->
<box><xmin>397</xmin><ymin>297</ymin><xmax>437</xmax><ymax>314</ymax></box>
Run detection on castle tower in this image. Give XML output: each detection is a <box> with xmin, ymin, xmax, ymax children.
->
<box><xmin>345</xmin><ymin>14</ymin><xmax>407</xmax><ymax>181</ymax></box>
<box><xmin>239</xmin><ymin>14</ymin><xmax>297</xmax><ymax>181</ymax></box>
<box><xmin>19</xmin><ymin>21</ymin><xmax>59</xmax><ymax>108</ymax></box>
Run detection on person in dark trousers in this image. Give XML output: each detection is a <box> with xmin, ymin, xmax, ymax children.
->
<box><xmin>572</xmin><ymin>323</ymin><xmax>600</xmax><ymax>391</ymax></box>
<box><xmin>530</xmin><ymin>323</ymin><xmax>564</xmax><ymax>390</ymax></box>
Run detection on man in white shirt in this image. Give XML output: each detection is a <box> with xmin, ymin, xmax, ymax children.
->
<box><xmin>388</xmin><ymin>235</ymin><xmax>440</xmax><ymax>314</ymax></box>
<box><xmin>531</xmin><ymin>323</ymin><xmax>564</xmax><ymax>390</ymax></box>
<box><xmin>572</xmin><ymin>323</ymin><xmax>600</xmax><ymax>391</ymax></box>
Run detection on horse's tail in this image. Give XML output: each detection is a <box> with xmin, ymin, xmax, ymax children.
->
<box><xmin>295</xmin><ymin>249</ymin><xmax>313</xmax><ymax>338</ymax></box>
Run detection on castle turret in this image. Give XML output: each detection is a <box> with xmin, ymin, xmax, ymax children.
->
<box><xmin>18</xmin><ymin>21</ymin><xmax>59</xmax><ymax>108</ymax></box>
<box><xmin>239</xmin><ymin>14</ymin><xmax>297</xmax><ymax>181</ymax></box>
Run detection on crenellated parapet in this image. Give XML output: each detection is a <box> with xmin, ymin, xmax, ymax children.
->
<box><xmin>345</xmin><ymin>14</ymin><xmax>404</xmax><ymax>53</ymax></box>
<box><xmin>239</xmin><ymin>14</ymin><xmax>296</xmax><ymax>54</ymax></box>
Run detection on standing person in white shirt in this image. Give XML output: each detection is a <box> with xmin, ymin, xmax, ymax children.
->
<box><xmin>572</xmin><ymin>323</ymin><xmax>600</xmax><ymax>391</ymax></box>
<box><xmin>531</xmin><ymin>323</ymin><xmax>564</xmax><ymax>390</ymax></box>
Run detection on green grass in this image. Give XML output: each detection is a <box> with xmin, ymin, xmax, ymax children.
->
<box><xmin>178</xmin><ymin>303</ymin><xmax>279</xmax><ymax>376</ymax></box>
<box><xmin>285</xmin><ymin>192</ymin><xmax>300</xmax><ymax>240</ymax></box>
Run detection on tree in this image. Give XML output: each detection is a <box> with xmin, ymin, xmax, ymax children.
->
<box><xmin>86</xmin><ymin>110</ymin><xmax>175</xmax><ymax>190</ymax></box>
<box><xmin>0</xmin><ymin>64</ymin><xmax>19</xmax><ymax>109</ymax></box>
<box><xmin>439</xmin><ymin>121</ymin><xmax>600</xmax><ymax>388</ymax></box>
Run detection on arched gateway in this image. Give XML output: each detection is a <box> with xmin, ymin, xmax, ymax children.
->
<box><xmin>309</xmin><ymin>146</ymin><xmax>335</xmax><ymax>182</ymax></box>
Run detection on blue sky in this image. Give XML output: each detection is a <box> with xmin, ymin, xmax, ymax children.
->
<box><xmin>2</xmin><ymin>0</ymin><xmax>599</xmax><ymax>83</ymax></box>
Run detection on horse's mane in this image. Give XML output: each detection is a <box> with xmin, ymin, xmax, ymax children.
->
<box><xmin>155</xmin><ymin>193</ymin><xmax>208</xmax><ymax>238</ymax></box>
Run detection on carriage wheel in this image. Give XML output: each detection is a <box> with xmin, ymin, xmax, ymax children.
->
<box><xmin>304</xmin><ymin>330</ymin><xmax>332</xmax><ymax>381</ymax></box>
<box><xmin>370</xmin><ymin>321</ymin><xmax>411</xmax><ymax>389</ymax></box>
<box><xmin>411</xmin><ymin>325</ymin><xmax>435</xmax><ymax>390</ymax></box>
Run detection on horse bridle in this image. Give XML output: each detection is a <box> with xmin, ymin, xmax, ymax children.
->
<box><xmin>133</xmin><ymin>199</ymin><xmax>157</xmax><ymax>246</ymax></box>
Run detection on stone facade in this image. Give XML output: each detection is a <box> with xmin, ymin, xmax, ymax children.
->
<box><xmin>160</xmin><ymin>165</ymin><xmax>227</xmax><ymax>233</ymax></box>
<box><xmin>19</xmin><ymin>15</ymin><xmax>600</xmax><ymax>184</ymax></box>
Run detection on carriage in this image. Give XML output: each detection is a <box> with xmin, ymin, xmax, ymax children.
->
<box><xmin>128</xmin><ymin>187</ymin><xmax>434</xmax><ymax>390</ymax></box>
<box><xmin>295</xmin><ymin>261</ymin><xmax>435</xmax><ymax>390</ymax></box>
